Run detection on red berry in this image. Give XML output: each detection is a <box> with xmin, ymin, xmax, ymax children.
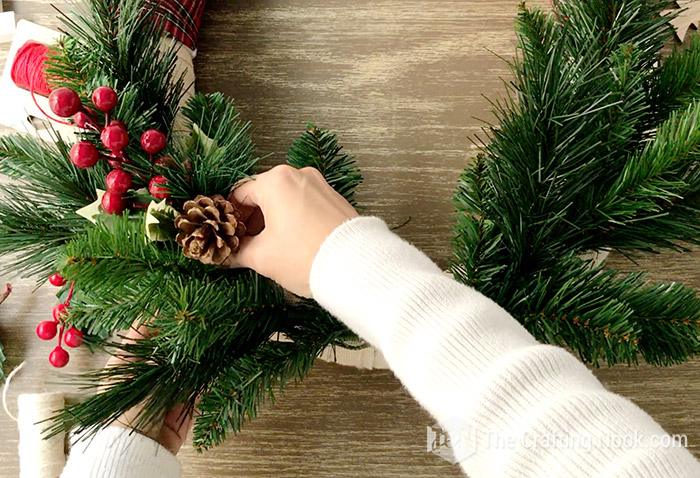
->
<box><xmin>91</xmin><ymin>86</ymin><xmax>118</xmax><ymax>113</ymax></box>
<box><xmin>101</xmin><ymin>124</ymin><xmax>129</xmax><ymax>152</ymax></box>
<box><xmin>73</xmin><ymin>111</ymin><xmax>97</xmax><ymax>129</ymax></box>
<box><xmin>70</xmin><ymin>141</ymin><xmax>100</xmax><ymax>169</ymax></box>
<box><xmin>110</xmin><ymin>119</ymin><xmax>126</xmax><ymax>128</ymax></box>
<box><xmin>36</xmin><ymin>320</ymin><xmax>58</xmax><ymax>340</ymax></box>
<box><xmin>149</xmin><ymin>175</ymin><xmax>171</xmax><ymax>199</ymax></box>
<box><xmin>49</xmin><ymin>346</ymin><xmax>70</xmax><ymax>368</ymax></box>
<box><xmin>53</xmin><ymin>303</ymin><xmax>68</xmax><ymax>321</ymax></box>
<box><xmin>48</xmin><ymin>87</ymin><xmax>82</xmax><ymax>117</ymax></box>
<box><xmin>101</xmin><ymin>190</ymin><xmax>127</xmax><ymax>215</ymax></box>
<box><xmin>49</xmin><ymin>273</ymin><xmax>67</xmax><ymax>287</ymax></box>
<box><xmin>141</xmin><ymin>129</ymin><xmax>167</xmax><ymax>155</ymax></box>
<box><xmin>105</xmin><ymin>170</ymin><xmax>133</xmax><ymax>194</ymax></box>
<box><xmin>64</xmin><ymin>327</ymin><xmax>84</xmax><ymax>348</ymax></box>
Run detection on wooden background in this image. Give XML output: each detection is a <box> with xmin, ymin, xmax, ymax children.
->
<box><xmin>1</xmin><ymin>0</ymin><xmax>699</xmax><ymax>477</ymax></box>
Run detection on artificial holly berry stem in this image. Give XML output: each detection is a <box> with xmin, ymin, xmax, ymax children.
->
<box><xmin>65</xmin><ymin>280</ymin><xmax>75</xmax><ymax>306</ymax></box>
<box><xmin>57</xmin><ymin>322</ymin><xmax>65</xmax><ymax>347</ymax></box>
<box><xmin>75</xmin><ymin>111</ymin><xmax>102</xmax><ymax>132</ymax></box>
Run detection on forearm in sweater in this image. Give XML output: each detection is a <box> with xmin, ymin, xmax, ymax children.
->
<box><xmin>60</xmin><ymin>427</ymin><xmax>181</xmax><ymax>478</ymax></box>
<box><xmin>309</xmin><ymin>216</ymin><xmax>700</xmax><ymax>478</ymax></box>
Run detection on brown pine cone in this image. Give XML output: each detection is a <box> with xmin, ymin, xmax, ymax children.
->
<box><xmin>174</xmin><ymin>194</ymin><xmax>246</xmax><ymax>265</ymax></box>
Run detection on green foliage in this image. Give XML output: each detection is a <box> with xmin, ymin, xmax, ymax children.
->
<box><xmin>43</xmin><ymin>0</ymin><xmax>189</xmax><ymax>194</ymax></box>
<box><xmin>452</xmin><ymin>0</ymin><xmax>700</xmax><ymax>365</ymax></box>
<box><xmin>46</xmin><ymin>0</ymin><xmax>186</xmax><ymax>133</ymax></box>
<box><xmin>166</xmin><ymin>92</ymin><xmax>259</xmax><ymax>201</ymax></box>
<box><xmin>0</xmin><ymin>134</ymin><xmax>99</xmax><ymax>278</ymax></box>
<box><xmin>46</xmin><ymin>198</ymin><xmax>357</xmax><ymax>450</ymax></box>
<box><xmin>287</xmin><ymin>123</ymin><xmax>363</xmax><ymax>205</ymax></box>
<box><xmin>0</xmin><ymin>0</ymin><xmax>364</xmax><ymax>451</ymax></box>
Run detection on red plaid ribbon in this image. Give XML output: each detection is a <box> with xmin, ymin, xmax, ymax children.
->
<box><xmin>146</xmin><ymin>0</ymin><xmax>207</xmax><ymax>50</ymax></box>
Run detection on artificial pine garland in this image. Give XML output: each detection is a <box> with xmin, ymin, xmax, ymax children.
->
<box><xmin>0</xmin><ymin>0</ymin><xmax>361</xmax><ymax>449</ymax></box>
<box><xmin>452</xmin><ymin>0</ymin><xmax>700</xmax><ymax>366</ymax></box>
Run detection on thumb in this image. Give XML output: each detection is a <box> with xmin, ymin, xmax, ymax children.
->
<box><xmin>224</xmin><ymin>232</ymin><xmax>269</xmax><ymax>271</ymax></box>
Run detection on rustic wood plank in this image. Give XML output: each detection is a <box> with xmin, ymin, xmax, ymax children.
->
<box><xmin>0</xmin><ymin>1</ymin><xmax>699</xmax><ymax>477</ymax></box>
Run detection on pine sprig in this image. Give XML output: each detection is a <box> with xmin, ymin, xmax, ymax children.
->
<box><xmin>192</xmin><ymin>339</ymin><xmax>317</xmax><ymax>449</ymax></box>
<box><xmin>167</xmin><ymin>92</ymin><xmax>259</xmax><ymax>201</ymax></box>
<box><xmin>0</xmin><ymin>183</ymin><xmax>88</xmax><ymax>278</ymax></box>
<box><xmin>0</xmin><ymin>134</ymin><xmax>104</xmax><ymax>208</ymax></box>
<box><xmin>287</xmin><ymin>124</ymin><xmax>363</xmax><ymax>206</ymax></box>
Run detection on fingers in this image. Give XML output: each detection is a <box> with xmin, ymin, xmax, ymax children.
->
<box><xmin>104</xmin><ymin>321</ymin><xmax>194</xmax><ymax>454</ymax></box>
<box><xmin>242</xmin><ymin>204</ymin><xmax>265</xmax><ymax>235</ymax></box>
<box><xmin>99</xmin><ymin>323</ymin><xmax>152</xmax><ymax>395</ymax></box>
<box><xmin>230</xmin><ymin>164</ymin><xmax>308</xmax><ymax>210</ymax></box>
<box><xmin>104</xmin><ymin>323</ymin><xmax>149</xmax><ymax>365</ymax></box>
<box><xmin>230</xmin><ymin>176</ymin><xmax>260</xmax><ymax>209</ymax></box>
<box><xmin>104</xmin><ymin>324</ymin><xmax>154</xmax><ymax>434</ymax></box>
<box><xmin>158</xmin><ymin>403</ymin><xmax>193</xmax><ymax>455</ymax></box>
<box><xmin>223</xmin><ymin>233</ymin><xmax>268</xmax><ymax>270</ymax></box>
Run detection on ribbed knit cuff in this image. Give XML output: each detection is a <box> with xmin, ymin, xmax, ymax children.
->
<box><xmin>61</xmin><ymin>426</ymin><xmax>181</xmax><ymax>478</ymax></box>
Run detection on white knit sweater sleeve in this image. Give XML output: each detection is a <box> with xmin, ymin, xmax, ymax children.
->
<box><xmin>309</xmin><ymin>216</ymin><xmax>700</xmax><ymax>478</ymax></box>
<box><xmin>60</xmin><ymin>427</ymin><xmax>181</xmax><ymax>478</ymax></box>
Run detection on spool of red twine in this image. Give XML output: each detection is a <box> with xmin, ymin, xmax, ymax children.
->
<box><xmin>11</xmin><ymin>41</ymin><xmax>53</xmax><ymax>97</ymax></box>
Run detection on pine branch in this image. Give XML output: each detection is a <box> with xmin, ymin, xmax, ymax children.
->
<box><xmin>56</xmin><ymin>213</ymin><xmax>238</xmax><ymax>333</ymax></box>
<box><xmin>506</xmin><ymin>255</ymin><xmax>700</xmax><ymax>365</ymax></box>
<box><xmin>0</xmin><ymin>183</ymin><xmax>87</xmax><ymax>279</ymax></box>
<box><xmin>48</xmin><ymin>281</ymin><xmax>292</xmax><ymax>448</ymax></box>
<box><xmin>192</xmin><ymin>340</ymin><xmax>318</xmax><ymax>449</ymax></box>
<box><xmin>287</xmin><ymin>124</ymin><xmax>363</xmax><ymax>206</ymax></box>
<box><xmin>610</xmin><ymin>277</ymin><xmax>700</xmax><ymax>365</ymax></box>
<box><xmin>46</xmin><ymin>0</ymin><xmax>186</xmax><ymax>134</ymax></box>
<box><xmin>652</xmin><ymin>34</ymin><xmax>700</xmax><ymax>123</ymax></box>
<box><xmin>452</xmin><ymin>0</ymin><xmax>700</xmax><ymax>365</ymax></box>
<box><xmin>167</xmin><ymin>93</ymin><xmax>259</xmax><ymax>201</ymax></box>
<box><xmin>0</xmin><ymin>133</ymin><xmax>104</xmax><ymax>208</ymax></box>
<box><xmin>193</xmin><ymin>300</ymin><xmax>355</xmax><ymax>449</ymax></box>
<box><xmin>452</xmin><ymin>154</ymin><xmax>510</xmax><ymax>295</ymax></box>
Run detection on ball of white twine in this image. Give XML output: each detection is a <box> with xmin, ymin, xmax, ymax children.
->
<box><xmin>3</xmin><ymin>362</ymin><xmax>66</xmax><ymax>478</ymax></box>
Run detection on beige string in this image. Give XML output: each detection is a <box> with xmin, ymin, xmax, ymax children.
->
<box><xmin>2</xmin><ymin>362</ymin><xmax>67</xmax><ymax>478</ymax></box>
<box><xmin>2</xmin><ymin>360</ymin><xmax>24</xmax><ymax>421</ymax></box>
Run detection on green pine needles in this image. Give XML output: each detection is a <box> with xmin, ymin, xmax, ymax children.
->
<box><xmin>0</xmin><ymin>0</ymin><xmax>361</xmax><ymax>450</ymax></box>
<box><xmin>452</xmin><ymin>0</ymin><xmax>700</xmax><ymax>366</ymax></box>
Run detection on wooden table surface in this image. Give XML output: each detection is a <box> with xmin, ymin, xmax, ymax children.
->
<box><xmin>1</xmin><ymin>1</ymin><xmax>699</xmax><ymax>477</ymax></box>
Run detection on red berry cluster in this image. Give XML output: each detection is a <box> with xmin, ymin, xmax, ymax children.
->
<box><xmin>37</xmin><ymin>273</ymin><xmax>84</xmax><ymax>368</ymax></box>
<box><xmin>47</xmin><ymin>86</ymin><xmax>173</xmax><ymax>215</ymax></box>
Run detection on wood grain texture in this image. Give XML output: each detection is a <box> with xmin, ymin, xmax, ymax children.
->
<box><xmin>0</xmin><ymin>1</ymin><xmax>699</xmax><ymax>477</ymax></box>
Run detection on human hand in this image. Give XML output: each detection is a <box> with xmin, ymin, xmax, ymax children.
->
<box><xmin>228</xmin><ymin>165</ymin><xmax>359</xmax><ymax>297</ymax></box>
<box><xmin>104</xmin><ymin>325</ymin><xmax>192</xmax><ymax>455</ymax></box>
